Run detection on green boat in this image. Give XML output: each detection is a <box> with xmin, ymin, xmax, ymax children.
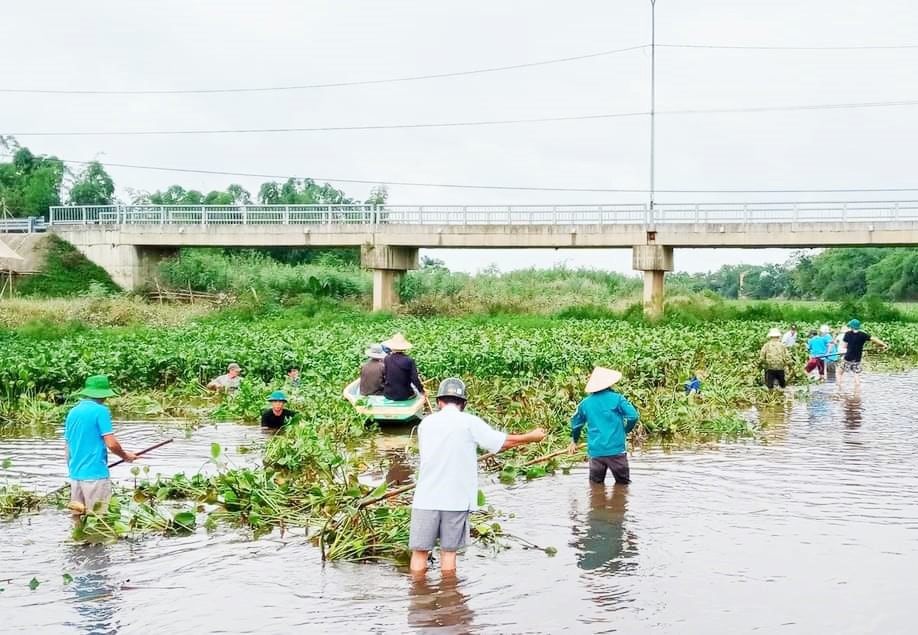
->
<box><xmin>342</xmin><ymin>379</ymin><xmax>425</xmax><ymax>422</ymax></box>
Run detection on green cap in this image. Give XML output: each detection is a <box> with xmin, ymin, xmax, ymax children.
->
<box><xmin>847</xmin><ymin>319</ymin><xmax>861</xmax><ymax>329</ymax></box>
<box><xmin>78</xmin><ymin>375</ymin><xmax>117</xmax><ymax>399</ymax></box>
<box><xmin>267</xmin><ymin>390</ymin><xmax>288</xmax><ymax>402</ymax></box>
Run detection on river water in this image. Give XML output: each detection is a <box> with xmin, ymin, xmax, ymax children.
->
<box><xmin>2</xmin><ymin>372</ymin><xmax>918</xmax><ymax>634</ymax></box>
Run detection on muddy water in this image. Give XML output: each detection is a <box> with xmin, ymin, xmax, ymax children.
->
<box><xmin>3</xmin><ymin>372</ymin><xmax>918</xmax><ymax>634</ymax></box>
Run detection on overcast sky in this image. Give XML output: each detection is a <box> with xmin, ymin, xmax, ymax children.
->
<box><xmin>3</xmin><ymin>1</ymin><xmax>917</xmax><ymax>274</ymax></box>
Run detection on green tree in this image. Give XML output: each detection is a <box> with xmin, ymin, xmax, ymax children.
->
<box><xmin>257</xmin><ymin>178</ymin><xmax>356</xmax><ymax>205</ymax></box>
<box><xmin>68</xmin><ymin>161</ymin><xmax>114</xmax><ymax>206</ymax></box>
<box><xmin>0</xmin><ymin>145</ymin><xmax>64</xmax><ymax>217</ymax></box>
<box><xmin>866</xmin><ymin>249</ymin><xmax>918</xmax><ymax>300</ymax></box>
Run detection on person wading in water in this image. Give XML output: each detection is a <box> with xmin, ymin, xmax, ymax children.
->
<box><xmin>568</xmin><ymin>367</ymin><xmax>640</xmax><ymax>485</ymax></box>
<box><xmin>64</xmin><ymin>375</ymin><xmax>137</xmax><ymax>517</ymax></box>
<box><xmin>408</xmin><ymin>378</ymin><xmax>545</xmax><ymax>576</ymax></box>
<box><xmin>837</xmin><ymin>318</ymin><xmax>889</xmax><ymax>392</ymax></box>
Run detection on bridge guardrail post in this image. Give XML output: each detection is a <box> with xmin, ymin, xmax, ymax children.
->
<box><xmin>793</xmin><ymin>203</ymin><xmax>799</xmax><ymax>225</ymax></box>
<box><xmin>242</xmin><ymin>206</ymin><xmax>248</xmax><ymax>225</ymax></box>
<box><xmin>284</xmin><ymin>205</ymin><xmax>289</xmax><ymax>225</ymax></box>
<box><xmin>160</xmin><ymin>206</ymin><xmax>165</xmax><ymax>225</ymax></box>
<box><xmin>82</xmin><ymin>207</ymin><xmax>87</xmax><ymax>225</ymax></box>
<box><xmin>743</xmin><ymin>204</ymin><xmax>748</xmax><ymax>225</ymax></box>
<box><xmin>462</xmin><ymin>206</ymin><xmax>467</xmax><ymax>225</ymax></box>
<box><xmin>552</xmin><ymin>205</ymin><xmax>558</xmax><ymax>225</ymax></box>
<box><xmin>201</xmin><ymin>205</ymin><xmax>206</xmax><ymax>226</ymax></box>
<box><xmin>894</xmin><ymin>201</ymin><xmax>899</xmax><ymax>220</ymax></box>
<box><xmin>842</xmin><ymin>203</ymin><xmax>848</xmax><ymax>222</ymax></box>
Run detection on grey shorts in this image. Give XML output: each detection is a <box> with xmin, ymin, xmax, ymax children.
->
<box><xmin>842</xmin><ymin>360</ymin><xmax>863</xmax><ymax>374</ymax></box>
<box><xmin>409</xmin><ymin>509</ymin><xmax>470</xmax><ymax>552</ymax></box>
<box><xmin>70</xmin><ymin>478</ymin><xmax>112</xmax><ymax>514</ymax></box>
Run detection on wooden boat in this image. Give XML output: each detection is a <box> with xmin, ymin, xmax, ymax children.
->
<box><xmin>342</xmin><ymin>379</ymin><xmax>425</xmax><ymax>422</ymax></box>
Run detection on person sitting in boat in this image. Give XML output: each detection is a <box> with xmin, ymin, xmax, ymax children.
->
<box><xmin>383</xmin><ymin>333</ymin><xmax>425</xmax><ymax>402</ymax></box>
<box><xmin>207</xmin><ymin>363</ymin><xmax>242</xmax><ymax>392</ymax></box>
<box><xmin>260</xmin><ymin>391</ymin><xmax>296</xmax><ymax>429</ymax></box>
<box><xmin>359</xmin><ymin>344</ymin><xmax>387</xmax><ymax>396</ymax></box>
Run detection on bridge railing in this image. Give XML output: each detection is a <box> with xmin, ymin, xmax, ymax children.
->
<box><xmin>47</xmin><ymin>201</ymin><xmax>918</xmax><ymax>227</ymax></box>
<box><xmin>0</xmin><ymin>217</ymin><xmax>47</xmax><ymax>233</ymax></box>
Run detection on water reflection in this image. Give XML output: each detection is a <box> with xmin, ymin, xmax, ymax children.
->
<box><xmin>63</xmin><ymin>545</ymin><xmax>119</xmax><ymax>635</ymax></box>
<box><xmin>571</xmin><ymin>485</ymin><xmax>636</xmax><ymax>574</ymax></box>
<box><xmin>843</xmin><ymin>394</ymin><xmax>864</xmax><ymax>430</ymax></box>
<box><xmin>408</xmin><ymin>575</ymin><xmax>474</xmax><ymax>632</ymax></box>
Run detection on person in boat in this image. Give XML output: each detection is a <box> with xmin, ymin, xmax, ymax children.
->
<box><xmin>760</xmin><ymin>327</ymin><xmax>791</xmax><ymax>389</ymax></box>
<box><xmin>568</xmin><ymin>367</ymin><xmax>640</xmax><ymax>485</ymax></box>
<box><xmin>383</xmin><ymin>333</ymin><xmax>425</xmax><ymax>402</ymax></box>
<box><xmin>409</xmin><ymin>378</ymin><xmax>546</xmax><ymax>576</ymax></box>
<box><xmin>359</xmin><ymin>343</ymin><xmax>387</xmax><ymax>396</ymax></box>
<box><xmin>260</xmin><ymin>390</ymin><xmax>296</xmax><ymax>429</ymax></box>
<box><xmin>837</xmin><ymin>318</ymin><xmax>889</xmax><ymax>392</ymax></box>
<box><xmin>64</xmin><ymin>375</ymin><xmax>137</xmax><ymax>516</ymax></box>
<box><xmin>207</xmin><ymin>363</ymin><xmax>242</xmax><ymax>392</ymax></box>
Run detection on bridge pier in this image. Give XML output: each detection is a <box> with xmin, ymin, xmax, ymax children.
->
<box><xmin>633</xmin><ymin>245</ymin><xmax>673</xmax><ymax>320</ymax></box>
<box><xmin>360</xmin><ymin>245</ymin><xmax>418</xmax><ymax>311</ymax></box>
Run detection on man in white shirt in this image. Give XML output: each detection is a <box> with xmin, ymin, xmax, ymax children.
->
<box><xmin>409</xmin><ymin>378</ymin><xmax>546</xmax><ymax>576</ymax></box>
<box><xmin>782</xmin><ymin>325</ymin><xmax>798</xmax><ymax>348</ymax></box>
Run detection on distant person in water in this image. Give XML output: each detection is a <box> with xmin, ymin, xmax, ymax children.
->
<box><xmin>359</xmin><ymin>344</ymin><xmax>387</xmax><ymax>396</ymax></box>
<box><xmin>837</xmin><ymin>319</ymin><xmax>889</xmax><ymax>392</ymax></box>
<box><xmin>569</xmin><ymin>367</ymin><xmax>640</xmax><ymax>485</ymax></box>
<box><xmin>760</xmin><ymin>328</ymin><xmax>791</xmax><ymax>389</ymax></box>
<box><xmin>207</xmin><ymin>363</ymin><xmax>242</xmax><ymax>392</ymax></box>
<box><xmin>285</xmin><ymin>366</ymin><xmax>301</xmax><ymax>388</ymax></box>
<box><xmin>782</xmin><ymin>324</ymin><xmax>798</xmax><ymax>348</ymax></box>
<box><xmin>684</xmin><ymin>371</ymin><xmax>702</xmax><ymax>396</ymax></box>
<box><xmin>382</xmin><ymin>333</ymin><xmax>425</xmax><ymax>402</ymax></box>
<box><xmin>260</xmin><ymin>391</ymin><xmax>296</xmax><ymax>429</ymax></box>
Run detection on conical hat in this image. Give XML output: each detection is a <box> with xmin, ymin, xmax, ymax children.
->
<box><xmin>383</xmin><ymin>332</ymin><xmax>413</xmax><ymax>351</ymax></box>
<box><xmin>585</xmin><ymin>366</ymin><xmax>622</xmax><ymax>393</ymax></box>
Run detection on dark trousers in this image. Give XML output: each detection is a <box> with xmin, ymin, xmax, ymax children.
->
<box><xmin>589</xmin><ymin>454</ymin><xmax>630</xmax><ymax>485</ymax></box>
<box><xmin>764</xmin><ymin>369</ymin><xmax>786</xmax><ymax>389</ymax></box>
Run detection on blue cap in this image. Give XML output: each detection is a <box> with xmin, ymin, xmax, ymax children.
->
<box><xmin>267</xmin><ymin>390</ymin><xmax>288</xmax><ymax>402</ymax></box>
<box><xmin>847</xmin><ymin>319</ymin><xmax>861</xmax><ymax>329</ymax></box>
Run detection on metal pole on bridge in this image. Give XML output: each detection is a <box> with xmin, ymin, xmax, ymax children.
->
<box><xmin>649</xmin><ymin>0</ymin><xmax>657</xmax><ymax>220</ymax></box>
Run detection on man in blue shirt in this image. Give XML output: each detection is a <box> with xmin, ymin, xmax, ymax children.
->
<box><xmin>804</xmin><ymin>325</ymin><xmax>834</xmax><ymax>381</ymax></box>
<box><xmin>64</xmin><ymin>375</ymin><xmax>136</xmax><ymax>515</ymax></box>
<box><xmin>568</xmin><ymin>367</ymin><xmax>640</xmax><ymax>485</ymax></box>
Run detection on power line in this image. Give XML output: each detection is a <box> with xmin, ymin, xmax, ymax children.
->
<box><xmin>6</xmin><ymin>98</ymin><xmax>918</xmax><ymax>137</ymax></box>
<box><xmin>0</xmin><ymin>45</ymin><xmax>649</xmax><ymax>96</ymax></box>
<box><xmin>659</xmin><ymin>43</ymin><xmax>918</xmax><ymax>51</ymax></box>
<box><xmin>5</xmin><ymin>152</ymin><xmax>918</xmax><ymax>194</ymax></box>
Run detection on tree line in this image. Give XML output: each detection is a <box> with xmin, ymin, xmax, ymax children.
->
<box><xmin>0</xmin><ymin>138</ymin><xmax>387</xmax><ymax>217</ymax></box>
<box><xmin>669</xmin><ymin>248</ymin><xmax>918</xmax><ymax>302</ymax></box>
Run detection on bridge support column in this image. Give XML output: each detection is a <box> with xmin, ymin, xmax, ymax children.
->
<box><xmin>633</xmin><ymin>245</ymin><xmax>673</xmax><ymax>320</ymax></box>
<box><xmin>360</xmin><ymin>245</ymin><xmax>418</xmax><ymax>311</ymax></box>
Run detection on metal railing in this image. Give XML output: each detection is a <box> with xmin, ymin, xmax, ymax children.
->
<box><xmin>0</xmin><ymin>217</ymin><xmax>48</xmax><ymax>233</ymax></box>
<box><xmin>47</xmin><ymin>201</ymin><xmax>918</xmax><ymax>227</ymax></box>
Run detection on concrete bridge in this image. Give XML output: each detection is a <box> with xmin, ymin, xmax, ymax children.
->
<box><xmin>43</xmin><ymin>201</ymin><xmax>918</xmax><ymax>317</ymax></box>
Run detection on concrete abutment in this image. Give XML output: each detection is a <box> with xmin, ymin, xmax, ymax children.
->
<box><xmin>632</xmin><ymin>245</ymin><xmax>673</xmax><ymax>320</ymax></box>
<box><xmin>53</xmin><ymin>230</ymin><xmax>177</xmax><ymax>291</ymax></box>
<box><xmin>360</xmin><ymin>245</ymin><xmax>419</xmax><ymax>311</ymax></box>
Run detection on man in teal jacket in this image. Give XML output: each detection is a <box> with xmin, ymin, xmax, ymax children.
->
<box><xmin>568</xmin><ymin>367</ymin><xmax>640</xmax><ymax>485</ymax></box>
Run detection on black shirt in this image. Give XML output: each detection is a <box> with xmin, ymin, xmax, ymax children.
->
<box><xmin>843</xmin><ymin>330</ymin><xmax>871</xmax><ymax>362</ymax></box>
<box><xmin>260</xmin><ymin>408</ymin><xmax>296</xmax><ymax>429</ymax></box>
<box><xmin>383</xmin><ymin>353</ymin><xmax>423</xmax><ymax>401</ymax></box>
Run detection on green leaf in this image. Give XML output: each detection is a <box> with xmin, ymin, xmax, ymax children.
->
<box><xmin>210</xmin><ymin>443</ymin><xmax>221</xmax><ymax>459</ymax></box>
<box><xmin>173</xmin><ymin>511</ymin><xmax>196</xmax><ymax>531</ymax></box>
<box><xmin>28</xmin><ymin>577</ymin><xmax>40</xmax><ymax>591</ymax></box>
<box><xmin>62</xmin><ymin>573</ymin><xmax>74</xmax><ymax>585</ymax></box>
<box><xmin>544</xmin><ymin>546</ymin><xmax>558</xmax><ymax>557</ymax></box>
<box><xmin>369</xmin><ymin>481</ymin><xmax>388</xmax><ymax>499</ymax></box>
<box><xmin>130</xmin><ymin>466</ymin><xmax>140</xmax><ymax>476</ymax></box>
<box><xmin>2</xmin><ymin>458</ymin><xmax>11</xmax><ymax>470</ymax></box>
<box><xmin>477</xmin><ymin>489</ymin><xmax>486</xmax><ymax>506</ymax></box>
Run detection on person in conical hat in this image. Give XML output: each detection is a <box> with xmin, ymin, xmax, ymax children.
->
<box><xmin>382</xmin><ymin>333</ymin><xmax>426</xmax><ymax>401</ymax></box>
<box><xmin>569</xmin><ymin>366</ymin><xmax>640</xmax><ymax>485</ymax></box>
